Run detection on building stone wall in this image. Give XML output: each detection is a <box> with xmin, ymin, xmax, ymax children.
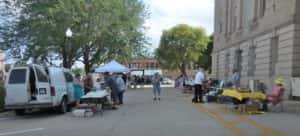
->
<box><xmin>213</xmin><ymin>0</ymin><xmax>300</xmax><ymax>98</ymax></box>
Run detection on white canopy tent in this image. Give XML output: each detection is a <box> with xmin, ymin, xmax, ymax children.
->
<box><xmin>95</xmin><ymin>60</ymin><xmax>129</xmax><ymax>73</ymax></box>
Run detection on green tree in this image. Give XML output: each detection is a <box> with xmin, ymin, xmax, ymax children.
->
<box><xmin>155</xmin><ymin>24</ymin><xmax>210</xmax><ymax>76</ymax></box>
<box><xmin>72</xmin><ymin>67</ymin><xmax>84</xmax><ymax>75</ymax></box>
<box><xmin>195</xmin><ymin>36</ymin><xmax>213</xmax><ymax>72</ymax></box>
<box><xmin>2</xmin><ymin>0</ymin><xmax>148</xmax><ymax>73</ymax></box>
<box><xmin>0</xmin><ymin>0</ymin><xmax>22</xmax><ymax>57</ymax></box>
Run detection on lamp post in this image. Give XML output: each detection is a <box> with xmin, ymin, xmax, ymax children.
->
<box><xmin>65</xmin><ymin>28</ymin><xmax>73</xmax><ymax>68</ymax></box>
<box><xmin>66</xmin><ymin>28</ymin><xmax>73</xmax><ymax>38</ymax></box>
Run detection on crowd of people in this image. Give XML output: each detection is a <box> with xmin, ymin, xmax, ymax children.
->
<box><xmin>174</xmin><ymin>66</ymin><xmax>285</xmax><ymax>112</ymax></box>
<box><xmin>73</xmin><ymin>72</ymin><xmax>128</xmax><ymax>109</ymax></box>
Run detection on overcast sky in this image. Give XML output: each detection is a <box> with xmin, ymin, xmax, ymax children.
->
<box><xmin>143</xmin><ymin>0</ymin><xmax>215</xmax><ymax>51</ymax></box>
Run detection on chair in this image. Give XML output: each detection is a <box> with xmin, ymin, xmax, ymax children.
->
<box><xmin>268</xmin><ymin>87</ymin><xmax>285</xmax><ymax>112</ymax></box>
<box><xmin>210</xmin><ymin>80</ymin><xmax>225</xmax><ymax>94</ymax></box>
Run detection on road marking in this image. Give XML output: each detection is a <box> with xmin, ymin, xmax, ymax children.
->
<box><xmin>0</xmin><ymin>128</ymin><xmax>44</xmax><ymax>136</ymax></box>
<box><xmin>193</xmin><ymin>103</ymin><xmax>247</xmax><ymax>136</ymax></box>
<box><xmin>182</xmin><ymin>94</ymin><xmax>284</xmax><ymax>136</ymax></box>
<box><xmin>213</xmin><ymin>103</ymin><xmax>284</xmax><ymax>136</ymax></box>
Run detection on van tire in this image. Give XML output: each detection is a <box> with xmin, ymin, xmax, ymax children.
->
<box><xmin>58</xmin><ymin>97</ymin><xmax>67</xmax><ymax>114</ymax></box>
<box><xmin>15</xmin><ymin>109</ymin><xmax>25</xmax><ymax>116</ymax></box>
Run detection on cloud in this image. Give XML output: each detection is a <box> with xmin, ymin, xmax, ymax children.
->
<box><xmin>143</xmin><ymin>0</ymin><xmax>214</xmax><ymax>51</ymax></box>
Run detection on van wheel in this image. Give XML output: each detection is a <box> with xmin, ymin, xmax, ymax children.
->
<box><xmin>15</xmin><ymin>109</ymin><xmax>25</xmax><ymax>116</ymax></box>
<box><xmin>58</xmin><ymin>98</ymin><xmax>67</xmax><ymax>114</ymax></box>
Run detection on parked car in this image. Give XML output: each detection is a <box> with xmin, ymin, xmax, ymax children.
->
<box><xmin>4</xmin><ymin>64</ymin><xmax>76</xmax><ymax>115</ymax></box>
<box><xmin>161</xmin><ymin>77</ymin><xmax>174</xmax><ymax>84</ymax></box>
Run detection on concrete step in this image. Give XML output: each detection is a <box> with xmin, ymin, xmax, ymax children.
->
<box><xmin>282</xmin><ymin>100</ymin><xmax>300</xmax><ymax>113</ymax></box>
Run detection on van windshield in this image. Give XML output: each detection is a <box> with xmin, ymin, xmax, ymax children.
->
<box><xmin>9</xmin><ymin>69</ymin><xmax>27</xmax><ymax>84</ymax></box>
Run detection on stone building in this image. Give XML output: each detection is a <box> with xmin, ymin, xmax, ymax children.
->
<box><xmin>212</xmin><ymin>0</ymin><xmax>300</xmax><ymax>97</ymax></box>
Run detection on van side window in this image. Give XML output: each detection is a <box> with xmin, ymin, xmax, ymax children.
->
<box><xmin>35</xmin><ymin>68</ymin><xmax>48</xmax><ymax>82</ymax></box>
<box><xmin>9</xmin><ymin>69</ymin><xmax>27</xmax><ymax>84</ymax></box>
<box><xmin>64</xmin><ymin>72</ymin><xmax>73</xmax><ymax>82</ymax></box>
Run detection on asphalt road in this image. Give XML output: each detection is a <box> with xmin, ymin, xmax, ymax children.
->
<box><xmin>0</xmin><ymin>88</ymin><xmax>232</xmax><ymax>136</ymax></box>
<box><xmin>2</xmin><ymin>87</ymin><xmax>299</xmax><ymax>136</ymax></box>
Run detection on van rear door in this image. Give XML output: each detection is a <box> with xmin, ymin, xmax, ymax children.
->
<box><xmin>64</xmin><ymin>71</ymin><xmax>75</xmax><ymax>103</ymax></box>
<box><xmin>33</xmin><ymin>66</ymin><xmax>51</xmax><ymax>103</ymax></box>
<box><xmin>5</xmin><ymin>68</ymin><xmax>30</xmax><ymax>105</ymax></box>
<box><xmin>48</xmin><ymin>67</ymin><xmax>68</xmax><ymax>105</ymax></box>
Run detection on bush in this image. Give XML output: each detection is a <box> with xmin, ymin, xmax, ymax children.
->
<box><xmin>0</xmin><ymin>81</ymin><xmax>4</xmax><ymax>111</ymax></box>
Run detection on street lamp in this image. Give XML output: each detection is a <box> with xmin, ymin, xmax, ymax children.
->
<box><xmin>65</xmin><ymin>28</ymin><xmax>73</xmax><ymax>38</ymax></box>
<box><xmin>64</xmin><ymin>28</ymin><xmax>73</xmax><ymax>68</ymax></box>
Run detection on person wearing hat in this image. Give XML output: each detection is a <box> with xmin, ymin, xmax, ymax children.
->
<box><xmin>262</xmin><ymin>78</ymin><xmax>285</xmax><ymax>111</ymax></box>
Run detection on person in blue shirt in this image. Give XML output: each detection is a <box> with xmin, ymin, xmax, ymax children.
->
<box><xmin>152</xmin><ymin>72</ymin><xmax>162</xmax><ymax>101</ymax></box>
<box><xmin>103</xmin><ymin>72</ymin><xmax>119</xmax><ymax>109</ymax></box>
<box><xmin>231</xmin><ymin>69</ymin><xmax>240</xmax><ymax>88</ymax></box>
<box><xmin>116</xmin><ymin>73</ymin><xmax>126</xmax><ymax>105</ymax></box>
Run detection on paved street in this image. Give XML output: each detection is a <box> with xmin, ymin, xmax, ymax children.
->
<box><xmin>0</xmin><ymin>88</ymin><xmax>300</xmax><ymax>136</ymax></box>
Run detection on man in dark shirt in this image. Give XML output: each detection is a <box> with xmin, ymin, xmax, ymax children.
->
<box><xmin>104</xmin><ymin>72</ymin><xmax>119</xmax><ymax>109</ymax></box>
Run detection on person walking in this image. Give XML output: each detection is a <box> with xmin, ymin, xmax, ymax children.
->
<box><xmin>193</xmin><ymin>67</ymin><xmax>205</xmax><ymax>103</ymax></box>
<box><xmin>103</xmin><ymin>72</ymin><xmax>119</xmax><ymax>109</ymax></box>
<box><xmin>116</xmin><ymin>73</ymin><xmax>126</xmax><ymax>105</ymax></box>
<box><xmin>73</xmin><ymin>74</ymin><xmax>84</xmax><ymax>107</ymax></box>
<box><xmin>152</xmin><ymin>72</ymin><xmax>162</xmax><ymax>101</ymax></box>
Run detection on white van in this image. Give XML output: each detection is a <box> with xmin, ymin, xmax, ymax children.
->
<box><xmin>4</xmin><ymin>65</ymin><xmax>76</xmax><ymax>115</ymax></box>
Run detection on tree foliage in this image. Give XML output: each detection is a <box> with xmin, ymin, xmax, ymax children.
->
<box><xmin>1</xmin><ymin>0</ymin><xmax>148</xmax><ymax>73</ymax></box>
<box><xmin>155</xmin><ymin>24</ymin><xmax>210</xmax><ymax>76</ymax></box>
<box><xmin>196</xmin><ymin>36</ymin><xmax>213</xmax><ymax>72</ymax></box>
<box><xmin>0</xmin><ymin>0</ymin><xmax>21</xmax><ymax>58</ymax></box>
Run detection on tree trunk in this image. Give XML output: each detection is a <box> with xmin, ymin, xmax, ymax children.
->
<box><xmin>62</xmin><ymin>39</ymin><xmax>74</xmax><ymax>69</ymax></box>
<box><xmin>62</xmin><ymin>47</ymin><xmax>68</xmax><ymax>68</ymax></box>
<box><xmin>179</xmin><ymin>62</ymin><xmax>187</xmax><ymax>77</ymax></box>
<box><xmin>83</xmin><ymin>48</ymin><xmax>91</xmax><ymax>74</ymax></box>
<box><xmin>62</xmin><ymin>53</ymin><xmax>72</xmax><ymax>68</ymax></box>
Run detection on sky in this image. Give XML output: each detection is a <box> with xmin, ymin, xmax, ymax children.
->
<box><xmin>143</xmin><ymin>0</ymin><xmax>215</xmax><ymax>51</ymax></box>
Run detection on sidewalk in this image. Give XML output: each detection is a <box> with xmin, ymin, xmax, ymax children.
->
<box><xmin>282</xmin><ymin>100</ymin><xmax>300</xmax><ymax>113</ymax></box>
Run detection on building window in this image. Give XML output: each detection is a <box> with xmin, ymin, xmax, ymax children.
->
<box><xmin>137</xmin><ymin>63</ymin><xmax>140</xmax><ymax>69</ymax></box>
<box><xmin>151</xmin><ymin>63</ymin><xmax>154</xmax><ymax>69</ymax></box>
<box><xmin>219</xmin><ymin>22</ymin><xmax>223</xmax><ymax>33</ymax></box>
<box><xmin>270</xmin><ymin>37</ymin><xmax>279</xmax><ymax>76</ymax></box>
<box><xmin>232</xmin><ymin>16</ymin><xmax>237</xmax><ymax>32</ymax></box>
<box><xmin>225</xmin><ymin>53</ymin><xmax>230</xmax><ymax>79</ymax></box>
<box><xmin>242</xmin><ymin>0</ymin><xmax>255</xmax><ymax>27</ymax></box>
<box><xmin>248</xmin><ymin>46</ymin><xmax>256</xmax><ymax>76</ymax></box>
<box><xmin>234</xmin><ymin>49</ymin><xmax>243</xmax><ymax>74</ymax></box>
<box><xmin>259</xmin><ymin>0</ymin><xmax>266</xmax><ymax>18</ymax></box>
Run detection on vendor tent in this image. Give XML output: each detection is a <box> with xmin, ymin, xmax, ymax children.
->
<box><xmin>95</xmin><ymin>60</ymin><xmax>129</xmax><ymax>73</ymax></box>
